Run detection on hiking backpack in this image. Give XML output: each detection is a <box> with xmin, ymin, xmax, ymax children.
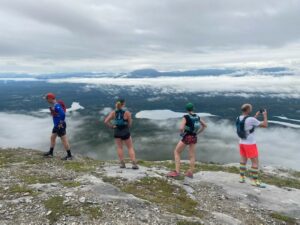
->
<box><xmin>184</xmin><ymin>114</ymin><xmax>201</xmax><ymax>134</ymax></box>
<box><xmin>50</xmin><ymin>100</ymin><xmax>67</xmax><ymax>117</ymax></box>
<box><xmin>236</xmin><ymin>116</ymin><xmax>254</xmax><ymax>139</ymax></box>
<box><xmin>114</xmin><ymin>109</ymin><xmax>128</xmax><ymax>127</ymax></box>
<box><xmin>57</xmin><ymin>100</ymin><xmax>67</xmax><ymax>112</ymax></box>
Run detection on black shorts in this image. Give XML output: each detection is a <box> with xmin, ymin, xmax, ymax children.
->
<box><xmin>114</xmin><ymin>126</ymin><xmax>130</xmax><ymax>140</ymax></box>
<box><xmin>114</xmin><ymin>132</ymin><xmax>131</xmax><ymax>140</ymax></box>
<box><xmin>52</xmin><ymin>123</ymin><xmax>66</xmax><ymax>137</ymax></box>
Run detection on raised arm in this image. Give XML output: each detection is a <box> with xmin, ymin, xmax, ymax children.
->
<box><xmin>259</xmin><ymin>110</ymin><xmax>268</xmax><ymax>128</ymax></box>
<box><xmin>104</xmin><ymin>111</ymin><xmax>116</xmax><ymax>129</ymax></box>
<box><xmin>197</xmin><ymin>118</ymin><xmax>207</xmax><ymax>134</ymax></box>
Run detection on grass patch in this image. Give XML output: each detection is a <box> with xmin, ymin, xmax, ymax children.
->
<box><xmin>82</xmin><ymin>203</ymin><xmax>102</xmax><ymax>219</ymax></box>
<box><xmin>270</xmin><ymin>212</ymin><xmax>296</xmax><ymax>224</ymax></box>
<box><xmin>7</xmin><ymin>184</ymin><xmax>34</xmax><ymax>194</ymax></box>
<box><xmin>44</xmin><ymin>196</ymin><xmax>81</xmax><ymax>224</ymax></box>
<box><xmin>60</xmin><ymin>181</ymin><xmax>81</xmax><ymax>188</ymax></box>
<box><xmin>20</xmin><ymin>174</ymin><xmax>57</xmax><ymax>184</ymax></box>
<box><xmin>121</xmin><ymin>177</ymin><xmax>203</xmax><ymax>218</ymax></box>
<box><xmin>260</xmin><ymin>173</ymin><xmax>300</xmax><ymax>189</ymax></box>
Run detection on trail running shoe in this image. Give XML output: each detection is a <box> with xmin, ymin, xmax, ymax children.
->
<box><xmin>239</xmin><ymin>176</ymin><xmax>246</xmax><ymax>183</ymax></box>
<box><xmin>120</xmin><ymin>161</ymin><xmax>126</xmax><ymax>169</ymax></box>
<box><xmin>132</xmin><ymin>162</ymin><xmax>139</xmax><ymax>170</ymax></box>
<box><xmin>185</xmin><ymin>171</ymin><xmax>193</xmax><ymax>179</ymax></box>
<box><xmin>61</xmin><ymin>155</ymin><xmax>73</xmax><ymax>161</ymax></box>
<box><xmin>43</xmin><ymin>151</ymin><xmax>53</xmax><ymax>157</ymax></box>
<box><xmin>251</xmin><ymin>179</ymin><xmax>266</xmax><ymax>188</ymax></box>
<box><xmin>167</xmin><ymin>171</ymin><xmax>180</xmax><ymax>178</ymax></box>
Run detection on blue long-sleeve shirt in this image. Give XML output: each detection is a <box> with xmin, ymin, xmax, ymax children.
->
<box><xmin>51</xmin><ymin>103</ymin><xmax>65</xmax><ymax>127</ymax></box>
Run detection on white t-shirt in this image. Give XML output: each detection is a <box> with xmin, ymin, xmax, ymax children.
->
<box><xmin>239</xmin><ymin>116</ymin><xmax>261</xmax><ymax>145</ymax></box>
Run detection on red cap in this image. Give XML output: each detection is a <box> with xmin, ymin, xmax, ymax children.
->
<box><xmin>45</xmin><ymin>93</ymin><xmax>56</xmax><ymax>100</ymax></box>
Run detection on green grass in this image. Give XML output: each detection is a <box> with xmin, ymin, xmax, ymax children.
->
<box><xmin>7</xmin><ymin>184</ymin><xmax>34</xmax><ymax>194</ymax></box>
<box><xmin>270</xmin><ymin>212</ymin><xmax>296</xmax><ymax>224</ymax></box>
<box><xmin>19</xmin><ymin>174</ymin><xmax>57</xmax><ymax>184</ymax></box>
<box><xmin>121</xmin><ymin>177</ymin><xmax>203</xmax><ymax>218</ymax></box>
<box><xmin>82</xmin><ymin>203</ymin><xmax>102</xmax><ymax>219</ymax></box>
<box><xmin>63</xmin><ymin>161</ymin><xmax>95</xmax><ymax>172</ymax></box>
<box><xmin>60</xmin><ymin>181</ymin><xmax>81</xmax><ymax>188</ymax></box>
<box><xmin>44</xmin><ymin>196</ymin><xmax>81</xmax><ymax>224</ymax></box>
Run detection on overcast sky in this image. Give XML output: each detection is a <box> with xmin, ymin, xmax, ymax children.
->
<box><xmin>0</xmin><ymin>0</ymin><xmax>300</xmax><ymax>73</ymax></box>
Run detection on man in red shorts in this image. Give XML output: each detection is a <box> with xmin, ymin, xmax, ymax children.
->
<box><xmin>237</xmin><ymin>104</ymin><xmax>268</xmax><ymax>187</ymax></box>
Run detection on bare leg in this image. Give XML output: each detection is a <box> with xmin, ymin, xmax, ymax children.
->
<box><xmin>174</xmin><ymin>141</ymin><xmax>186</xmax><ymax>173</ymax></box>
<box><xmin>60</xmin><ymin>135</ymin><xmax>70</xmax><ymax>151</ymax></box>
<box><xmin>50</xmin><ymin>133</ymin><xmax>57</xmax><ymax>148</ymax></box>
<box><xmin>124</xmin><ymin>137</ymin><xmax>136</xmax><ymax>162</ymax></box>
<box><xmin>115</xmin><ymin>138</ymin><xmax>124</xmax><ymax>161</ymax></box>
<box><xmin>188</xmin><ymin>144</ymin><xmax>196</xmax><ymax>173</ymax></box>
<box><xmin>240</xmin><ymin>156</ymin><xmax>248</xmax><ymax>165</ymax></box>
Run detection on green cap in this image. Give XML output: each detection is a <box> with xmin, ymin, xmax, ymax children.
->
<box><xmin>185</xmin><ymin>102</ymin><xmax>194</xmax><ymax>111</ymax></box>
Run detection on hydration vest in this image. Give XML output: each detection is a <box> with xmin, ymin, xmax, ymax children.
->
<box><xmin>184</xmin><ymin>114</ymin><xmax>201</xmax><ymax>134</ymax></box>
<box><xmin>114</xmin><ymin>109</ymin><xmax>128</xmax><ymax>127</ymax></box>
<box><xmin>49</xmin><ymin>100</ymin><xmax>67</xmax><ymax>117</ymax></box>
<box><xmin>236</xmin><ymin>116</ymin><xmax>255</xmax><ymax>139</ymax></box>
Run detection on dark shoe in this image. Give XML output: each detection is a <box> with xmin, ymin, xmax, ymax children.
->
<box><xmin>132</xmin><ymin>162</ymin><xmax>139</xmax><ymax>170</ymax></box>
<box><xmin>120</xmin><ymin>161</ymin><xmax>126</xmax><ymax>168</ymax></box>
<box><xmin>43</xmin><ymin>151</ymin><xmax>53</xmax><ymax>157</ymax></box>
<box><xmin>61</xmin><ymin>155</ymin><xmax>73</xmax><ymax>161</ymax></box>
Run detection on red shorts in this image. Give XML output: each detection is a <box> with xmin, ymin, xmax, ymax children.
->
<box><xmin>239</xmin><ymin>144</ymin><xmax>259</xmax><ymax>158</ymax></box>
<box><xmin>182</xmin><ymin>134</ymin><xmax>197</xmax><ymax>145</ymax></box>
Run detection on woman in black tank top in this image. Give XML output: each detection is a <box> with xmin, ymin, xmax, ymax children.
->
<box><xmin>104</xmin><ymin>98</ymin><xmax>139</xmax><ymax>169</ymax></box>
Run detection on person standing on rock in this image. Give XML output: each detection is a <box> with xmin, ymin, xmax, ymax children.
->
<box><xmin>236</xmin><ymin>103</ymin><xmax>268</xmax><ymax>188</ymax></box>
<box><xmin>43</xmin><ymin>93</ymin><xmax>73</xmax><ymax>160</ymax></box>
<box><xmin>104</xmin><ymin>98</ymin><xmax>139</xmax><ymax>169</ymax></box>
<box><xmin>167</xmin><ymin>103</ymin><xmax>207</xmax><ymax>179</ymax></box>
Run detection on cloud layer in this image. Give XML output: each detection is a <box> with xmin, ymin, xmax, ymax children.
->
<box><xmin>0</xmin><ymin>0</ymin><xmax>300</xmax><ymax>72</ymax></box>
<box><xmin>48</xmin><ymin>75</ymin><xmax>300</xmax><ymax>98</ymax></box>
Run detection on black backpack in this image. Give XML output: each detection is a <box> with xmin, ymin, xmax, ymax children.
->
<box><xmin>236</xmin><ymin>116</ymin><xmax>254</xmax><ymax>139</ymax></box>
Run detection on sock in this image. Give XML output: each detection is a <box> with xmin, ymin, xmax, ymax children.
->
<box><xmin>67</xmin><ymin>150</ymin><xmax>72</xmax><ymax>157</ymax></box>
<box><xmin>250</xmin><ymin>167</ymin><xmax>259</xmax><ymax>181</ymax></box>
<box><xmin>49</xmin><ymin>147</ymin><xmax>54</xmax><ymax>154</ymax></box>
<box><xmin>239</xmin><ymin>163</ymin><xmax>246</xmax><ymax>177</ymax></box>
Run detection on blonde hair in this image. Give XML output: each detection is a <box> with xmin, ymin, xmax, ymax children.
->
<box><xmin>241</xmin><ymin>103</ymin><xmax>252</xmax><ymax>112</ymax></box>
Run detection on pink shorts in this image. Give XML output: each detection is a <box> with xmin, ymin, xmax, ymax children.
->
<box><xmin>239</xmin><ymin>144</ymin><xmax>259</xmax><ymax>158</ymax></box>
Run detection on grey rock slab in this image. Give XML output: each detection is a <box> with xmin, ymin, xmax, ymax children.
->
<box><xmin>212</xmin><ymin>212</ymin><xmax>242</xmax><ymax>225</ymax></box>
<box><xmin>191</xmin><ymin>171</ymin><xmax>300</xmax><ymax>217</ymax></box>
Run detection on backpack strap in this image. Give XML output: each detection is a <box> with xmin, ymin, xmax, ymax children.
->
<box><xmin>241</xmin><ymin>116</ymin><xmax>255</xmax><ymax>133</ymax></box>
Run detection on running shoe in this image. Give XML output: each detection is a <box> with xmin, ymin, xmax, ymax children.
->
<box><xmin>185</xmin><ymin>171</ymin><xmax>193</xmax><ymax>179</ymax></box>
<box><xmin>167</xmin><ymin>171</ymin><xmax>180</xmax><ymax>178</ymax></box>
<box><xmin>239</xmin><ymin>176</ymin><xmax>246</xmax><ymax>183</ymax></box>
<box><xmin>120</xmin><ymin>161</ymin><xmax>126</xmax><ymax>169</ymax></box>
<box><xmin>43</xmin><ymin>151</ymin><xmax>53</xmax><ymax>157</ymax></box>
<box><xmin>132</xmin><ymin>162</ymin><xmax>139</xmax><ymax>170</ymax></box>
<box><xmin>251</xmin><ymin>179</ymin><xmax>266</xmax><ymax>188</ymax></box>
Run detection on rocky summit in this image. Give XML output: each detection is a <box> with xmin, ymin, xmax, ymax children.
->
<box><xmin>0</xmin><ymin>148</ymin><xmax>299</xmax><ymax>225</ymax></box>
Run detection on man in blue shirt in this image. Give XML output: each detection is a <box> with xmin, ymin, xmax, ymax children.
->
<box><xmin>43</xmin><ymin>93</ymin><xmax>72</xmax><ymax>160</ymax></box>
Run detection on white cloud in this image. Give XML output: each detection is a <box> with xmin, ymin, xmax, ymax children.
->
<box><xmin>0</xmin><ymin>112</ymin><xmax>84</xmax><ymax>150</ymax></box>
<box><xmin>135</xmin><ymin>110</ymin><xmax>216</xmax><ymax>120</ymax></box>
<box><xmin>48</xmin><ymin>75</ymin><xmax>300</xmax><ymax>98</ymax></box>
<box><xmin>0</xmin><ymin>0</ymin><xmax>300</xmax><ymax>72</ymax></box>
